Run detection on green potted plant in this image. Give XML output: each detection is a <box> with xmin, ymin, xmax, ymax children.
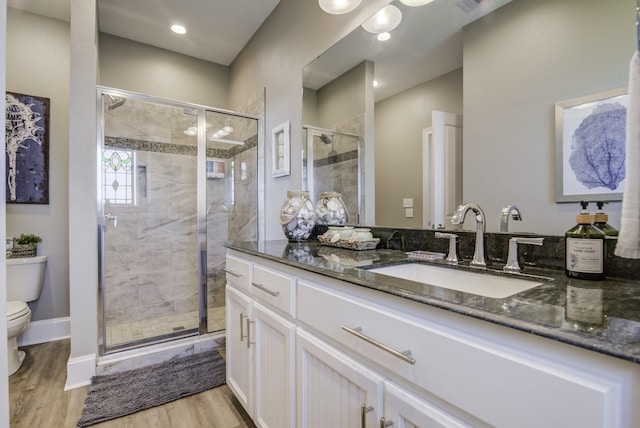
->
<box><xmin>12</xmin><ymin>233</ymin><xmax>42</xmax><ymax>257</ymax></box>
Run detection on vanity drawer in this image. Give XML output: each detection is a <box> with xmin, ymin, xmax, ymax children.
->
<box><xmin>252</xmin><ymin>264</ymin><xmax>296</xmax><ymax>317</ymax></box>
<box><xmin>297</xmin><ymin>279</ymin><xmax>616</xmax><ymax>428</ymax></box>
<box><xmin>225</xmin><ymin>254</ymin><xmax>251</xmax><ymax>293</ymax></box>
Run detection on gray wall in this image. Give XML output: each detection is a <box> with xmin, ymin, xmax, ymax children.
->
<box><xmin>375</xmin><ymin>68</ymin><xmax>463</xmax><ymax>227</ymax></box>
<box><xmin>228</xmin><ymin>0</ymin><xmax>390</xmax><ymax>239</ymax></box>
<box><xmin>6</xmin><ymin>8</ymin><xmax>70</xmax><ymax>322</ymax></box>
<box><xmin>463</xmin><ymin>0</ymin><xmax>633</xmax><ymax>234</ymax></box>
<box><xmin>99</xmin><ymin>33</ymin><xmax>230</xmax><ymax>108</ymax></box>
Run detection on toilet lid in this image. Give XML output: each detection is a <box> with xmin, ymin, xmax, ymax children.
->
<box><xmin>7</xmin><ymin>301</ymin><xmax>30</xmax><ymax>321</ymax></box>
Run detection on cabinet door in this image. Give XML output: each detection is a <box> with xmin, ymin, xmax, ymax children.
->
<box><xmin>297</xmin><ymin>328</ymin><xmax>384</xmax><ymax>428</ymax></box>
<box><xmin>226</xmin><ymin>285</ymin><xmax>253</xmax><ymax>416</ymax></box>
<box><xmin>383</xmin><ymin>381</ymin><xmax>471</xmax><ymax>428</ymax></box>
<box><xmin>253</xmin><ymin>302</ymin><xmax>296</xmax><ymax>428</ymax></box>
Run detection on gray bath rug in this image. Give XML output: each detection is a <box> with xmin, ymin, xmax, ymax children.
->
<box><xmin>77</xmin><ymin>350</ymin><xmax>226</xmax><ymax>427</ymax></box>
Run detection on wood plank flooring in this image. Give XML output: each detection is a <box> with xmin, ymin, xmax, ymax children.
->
<box><xmin>9</xmin><ymin>340</ymin><xmax>256</xmax><ymax>428</ymax></box>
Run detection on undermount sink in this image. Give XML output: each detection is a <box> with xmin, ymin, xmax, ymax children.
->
<box><xmin>365</xmin><ymin>263</ymin><xmax>545</xmax><ymax>299</ymax></box>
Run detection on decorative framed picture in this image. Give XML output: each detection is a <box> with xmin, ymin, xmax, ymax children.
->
<box><xmin>272</xmin><ymin>121</ymin><xmax>290</xmax><ymax>178</ymax></box>
<box><xmin>5</xmin><ymin>92</ymin><xmax>50</xmax><ymax>204</ymax></box>
<box><xmin>555</xmin><ymin>87</ymin><xmax>627</xmax><ymax>203</ymax></box>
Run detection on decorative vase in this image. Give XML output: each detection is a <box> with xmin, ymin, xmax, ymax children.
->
<box><xmin>315</xmin><ymin>191</ymin><xmax>348</xmax><ymax>225</ymax></box>
<box><xmin>279</xmin><ymin>190</ymin><xmax>316</xmax><ymax>241</ymax></box>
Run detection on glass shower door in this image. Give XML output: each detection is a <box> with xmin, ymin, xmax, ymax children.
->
<box><xmin>100</xmin><ymin>92</ymin><xmax>200</xmax><ymax>351</ymax></box>
<box><xmin>205</xmin><ymin>110</ymin><xmax>259</xmax><ymax>333</ymax></box>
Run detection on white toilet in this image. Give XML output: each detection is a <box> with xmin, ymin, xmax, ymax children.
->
<box><xmin>6</xmin><ymin>255</ymin><xmax>47</xmax><ymax>376</ymax></box>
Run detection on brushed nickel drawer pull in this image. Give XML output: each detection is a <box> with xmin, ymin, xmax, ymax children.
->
<box><xmin>342</xmin><ymin>325</ymin><xmax>416</xmax><ymax>365</ymax></box>
<box><xmin>380</xmin><ymin>417</ymin><xmax>393</xmax><ymax>428</ymax></box>
<box><xmin>240</xmin><ymin>313</ymin><xmax>248</xmax><ymax>342</ymax></box>
<box><xmin>251</xmin><ymin>282</ymin><xmax>280</xmax><ymax>297</ymax></box>
<box><xmin>224</xmin><ymin>268</ymin><xmax>243</xmax><ymax>278</ymax></box>
<box><xmin>361</xmin><ymin>403</ymin><xmax>373</xmax><ymax>428</ymax></box>
<box><xmin>246</xmin><ymin>318</ymin><xmax>255</xmax><ymax>349</ymax></box>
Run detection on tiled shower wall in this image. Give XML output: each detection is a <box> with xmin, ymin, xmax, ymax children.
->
<box><xmin>104</xmin><ymin>136</ymin><xmax>257</xmax><ymax>327</ymax></box>
<box><xmin>103</xmin><ymin>140</ymin><xmax>200</xmax><ymax>326</ymax></box>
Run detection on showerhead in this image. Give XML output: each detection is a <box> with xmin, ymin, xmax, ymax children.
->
<box><xmin>107</xmin><ymin>95</ymin><xmax>126</xmax><ymax>110</ymax></box>
<box><xmin>319</xmin><ymin>133</ymin><xmax>332</xmax><ymax>145</ymax></box>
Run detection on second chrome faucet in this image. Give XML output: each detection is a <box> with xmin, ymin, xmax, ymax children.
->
<box><xmin>451</xmin><ymin>203</ymin><xmax>486</xmax><ymax>267</ymax></box>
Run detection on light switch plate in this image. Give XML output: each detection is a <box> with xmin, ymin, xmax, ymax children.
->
<box><xmin>405</xmin><ymin>208</ymin><xmax>414</xmax><ymax>218</ymax></box>
<box><xmin>402</xmin><ymin>198</ymin><xmax>414</xmax><ymax>208</ymax></box>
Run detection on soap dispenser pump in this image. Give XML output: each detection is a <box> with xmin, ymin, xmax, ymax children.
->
<box><xmin>565</xmin><ymin>201</ymin><xmax>606</xmax><ymax>281</ymax></box>
<box><xmin>593</xmin><ymin>201</ymin><xmax>618</xmax><ymax>237</ymax></box>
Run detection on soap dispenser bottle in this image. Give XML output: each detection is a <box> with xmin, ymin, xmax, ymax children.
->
<box><xmin>565</xmin><ymin>201</ymin><xmax>606</xmax><ymax>281</ymax></box>
<box><xmin>593</xmin><ymin>201</ymin><xmax>618</xmax><ymax>237</ymax></box>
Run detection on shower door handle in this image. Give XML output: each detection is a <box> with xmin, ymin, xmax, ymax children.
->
<box><xmin>105</xmin><ymin>213</ymin><xmax>118</xmax><ymax>229</ymax></box>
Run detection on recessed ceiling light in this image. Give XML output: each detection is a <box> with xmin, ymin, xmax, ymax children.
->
<box><xmin>171</xmin><ymin>24</ymin><xmax>187</xmax><ymax>35</ymax></box>
<box><xmin>373</xmin><ymin>80</ymin><xmax>381</xmax><ymax>87</ymax></box>
<box><xmin>377</xmin><ymin>32</ymin><xmax>391</xmax><ymax>41</ymax></box>
<box><xmin>318</xmin><ymin>0</ymin><xmax>362</xmax><ymax>15</ymax></box>
<box><xmin>399</xmin><ymin>0</ymin><xmax>434</xmax><ymax>6</ymax></box>
<box><xmin>362</xmin><ymin>5</ymin><xmax>402</xmax><ymax>34</ymax></box>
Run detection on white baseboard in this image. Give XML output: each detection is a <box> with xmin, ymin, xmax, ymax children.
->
<box><xmin>65</xmin><ymin>353</ymin><xmax>96</xmax><ymax>390</ymax></box>
<box><xmin>17</xmin><ymin>317</ymin><xmax>71</xmax><ymax>346</ymax></box>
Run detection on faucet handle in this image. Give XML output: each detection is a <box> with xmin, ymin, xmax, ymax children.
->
<box><xmin>435</xmin><ymin>232</ymin><xmax>459</xmax><ymax>264</ymax></box>
<box><xmin>503</xmin><ymin>237</ymin><xmax>544</xmax><ymax>272</ymax></box>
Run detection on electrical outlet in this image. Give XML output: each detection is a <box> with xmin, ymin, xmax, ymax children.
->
<box><xmin>405</xmin><ymin>208</ymin><xmax>414</xmax><ymax>218</ymax></box>
<box><xmin>403</xmin><ymin>198</ymin><xmax>414</xmax><ymax>208</ymax></box>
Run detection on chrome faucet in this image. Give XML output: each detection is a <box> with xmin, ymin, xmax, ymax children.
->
<box><xmin>451</xmin><ymin>203</ymin><xmax>486</xmax><ymax>267</ymax></box>
<box><xmin>500</xmin><ymin>204</ymin><xmax>522</xmax><ymax>232</ymax></box>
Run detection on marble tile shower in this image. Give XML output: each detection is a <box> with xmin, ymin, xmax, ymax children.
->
<box><xmin>305</xmin><ymin>127</ymin><xmax>361</xmax><ymax>223</ymax></box>
<box><xmin>100</xmin><ymin>93</ymin><xmax>259</xmax><ymax>350</ymax></box>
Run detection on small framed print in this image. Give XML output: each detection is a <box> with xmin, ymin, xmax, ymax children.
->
<box><xmin>272</xmin><ymin>121</ymin><xmax>290</xmax><ymax>178</ymax></box>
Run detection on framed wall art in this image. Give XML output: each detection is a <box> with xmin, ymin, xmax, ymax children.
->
<box><xmin>555</xmin><ymin>87</ymin><xmax>627</xmax><ymax>203</ymax></box>
<box><xmin>272</xmin><ymin>120</ymin><xmax>290</xmax><ymax>178</ymax></box>
<box><xmin>5</xmin><ymin>91</ymin><xmax>50</xmax><ymax>204</ymax></box>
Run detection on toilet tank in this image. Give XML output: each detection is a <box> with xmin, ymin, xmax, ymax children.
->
<box><xmin>6</xmin><ymin>255</ymin><xmax>47</xmax><ymax>302</ymax></box>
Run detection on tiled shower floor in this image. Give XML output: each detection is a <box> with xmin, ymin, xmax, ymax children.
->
<box><xmin>106</xmin><ymin>306</ymin><xmax>226</xmax><ymax>347</ymax></box>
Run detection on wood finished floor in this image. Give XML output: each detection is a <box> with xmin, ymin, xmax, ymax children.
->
<box><xmin>9</xmin><ymin>339</ymin><xmax>256</xmax><ymax>428</ymax></box>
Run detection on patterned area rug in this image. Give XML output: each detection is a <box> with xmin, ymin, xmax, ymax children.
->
<box><xmin>77</xmin><ymin>350</ymin><xmax>226</xmax><ymax>427</ymax></box>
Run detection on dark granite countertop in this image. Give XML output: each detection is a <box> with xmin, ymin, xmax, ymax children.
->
<box><xmin>224</xmin><ymin>239</ymin><xmax>640</xmax><ymax>365</ymax></box>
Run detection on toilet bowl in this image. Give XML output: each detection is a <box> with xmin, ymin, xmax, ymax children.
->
<box><xmin>7</xmin><ymin>301</ymin><xmax>31</xmax><ymax>375</ymax></box>
<box><xmin>6</xmin><ymin>255</ymin><xmax>47</xmax><ymax>376</ymax></box>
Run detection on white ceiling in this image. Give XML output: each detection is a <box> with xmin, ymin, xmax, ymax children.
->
<box><xmin>7</xmin><ymin>0</ymin><xmax>281</xmax><ymax>66</ymax></box>
<box><xmin>7</xmin><ymin>0</ymin><xmax>511</xmax><ymax>102</ymax></box>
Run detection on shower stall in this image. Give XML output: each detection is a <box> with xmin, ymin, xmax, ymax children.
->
<box><xmin>303</xmin><ymin>125</ymin><xmax>362</xmax><ymax>223</ymax></box>
<box><xmin>97</xmin><ymin>88</ymin><xmax>260</xmax><ymax>354</ymax></box>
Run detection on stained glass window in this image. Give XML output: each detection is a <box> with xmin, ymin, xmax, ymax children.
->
<box><xmin>103</xmin><ymin>149</ymin><xmax>136</xmax><ymax>204</ymax></box>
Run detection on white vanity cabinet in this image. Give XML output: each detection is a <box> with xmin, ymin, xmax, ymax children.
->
<box><xmin>225</xmin><ymin>255</ymin><xmax>296</xmax><ymax>428</ymax></box>
<box><xmin>296</xmin><ymin>328</ymin><xmax>384</xmax><ymax>428</ymax></box>
<box><xmin>226</xmin><ymin>249</ymin><xmax>640</xmax><ymax>428</ymax></box>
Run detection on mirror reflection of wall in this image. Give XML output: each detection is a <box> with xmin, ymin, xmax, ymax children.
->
<box><xmin>303</xmin><ymin>0</ymin><xmax>634</xmax><ymax>235</ymax></box>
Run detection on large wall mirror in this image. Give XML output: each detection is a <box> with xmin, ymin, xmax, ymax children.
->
<box><xmin>303</xmin><ymin>0</ymin><xmax>634</xmax><ymax>235</ymax></box>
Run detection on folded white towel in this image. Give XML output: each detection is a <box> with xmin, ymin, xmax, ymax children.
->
<box><xmin>615</xmin><ymin>51</ymin><xmax>640</xmax><ymax>259</ymax></box>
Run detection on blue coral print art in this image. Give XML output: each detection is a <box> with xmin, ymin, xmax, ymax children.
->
<box><xmin>559</xmin><ymin>90</ymin><xmax>627</xmax><ymax>202</ymax></box>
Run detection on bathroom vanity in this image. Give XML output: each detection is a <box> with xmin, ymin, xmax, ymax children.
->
<box><xmin>224</xmin><ymin>240</ymin><xmax>640</xmax><ymax>428</ymax></box>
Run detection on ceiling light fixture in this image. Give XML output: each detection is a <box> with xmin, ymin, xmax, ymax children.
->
<box><xmin>377</xmin><ymin>32</ymin><xmax>391</xmax><ymax>41</ymax></box>
<box><xmin>170</xmin><ymin>24</ymin><xmax>187</xmax><ymax>35</ymax></box>
<box><xmin>361</xmin><ymin>5</ymin><xmax>402</xmax><ymax>35</ymax></box>
<box><xmin>318</xmin><ymin>0</ymin><xmax>361</xmax><ymax>15</ymax></box>
<box><xmin>183</xmin><ymin>126</ymin><xmax>197</xmax><ymax>136</ymax></box>
<box><xmin>373</xmin><ymin>79</ymin><xmax>381</xmax><ymax>87</ymax></box>
<box><xmin>398</xmin><ymin>0</ymin><xmax>434</xmax><ymax>6</ymax></box>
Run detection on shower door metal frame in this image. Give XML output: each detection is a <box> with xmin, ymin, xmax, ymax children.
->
<box><xmin>96</xmin><ymin>86</ymin><xmax>261</xmax><ymax>355</ymax></box>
